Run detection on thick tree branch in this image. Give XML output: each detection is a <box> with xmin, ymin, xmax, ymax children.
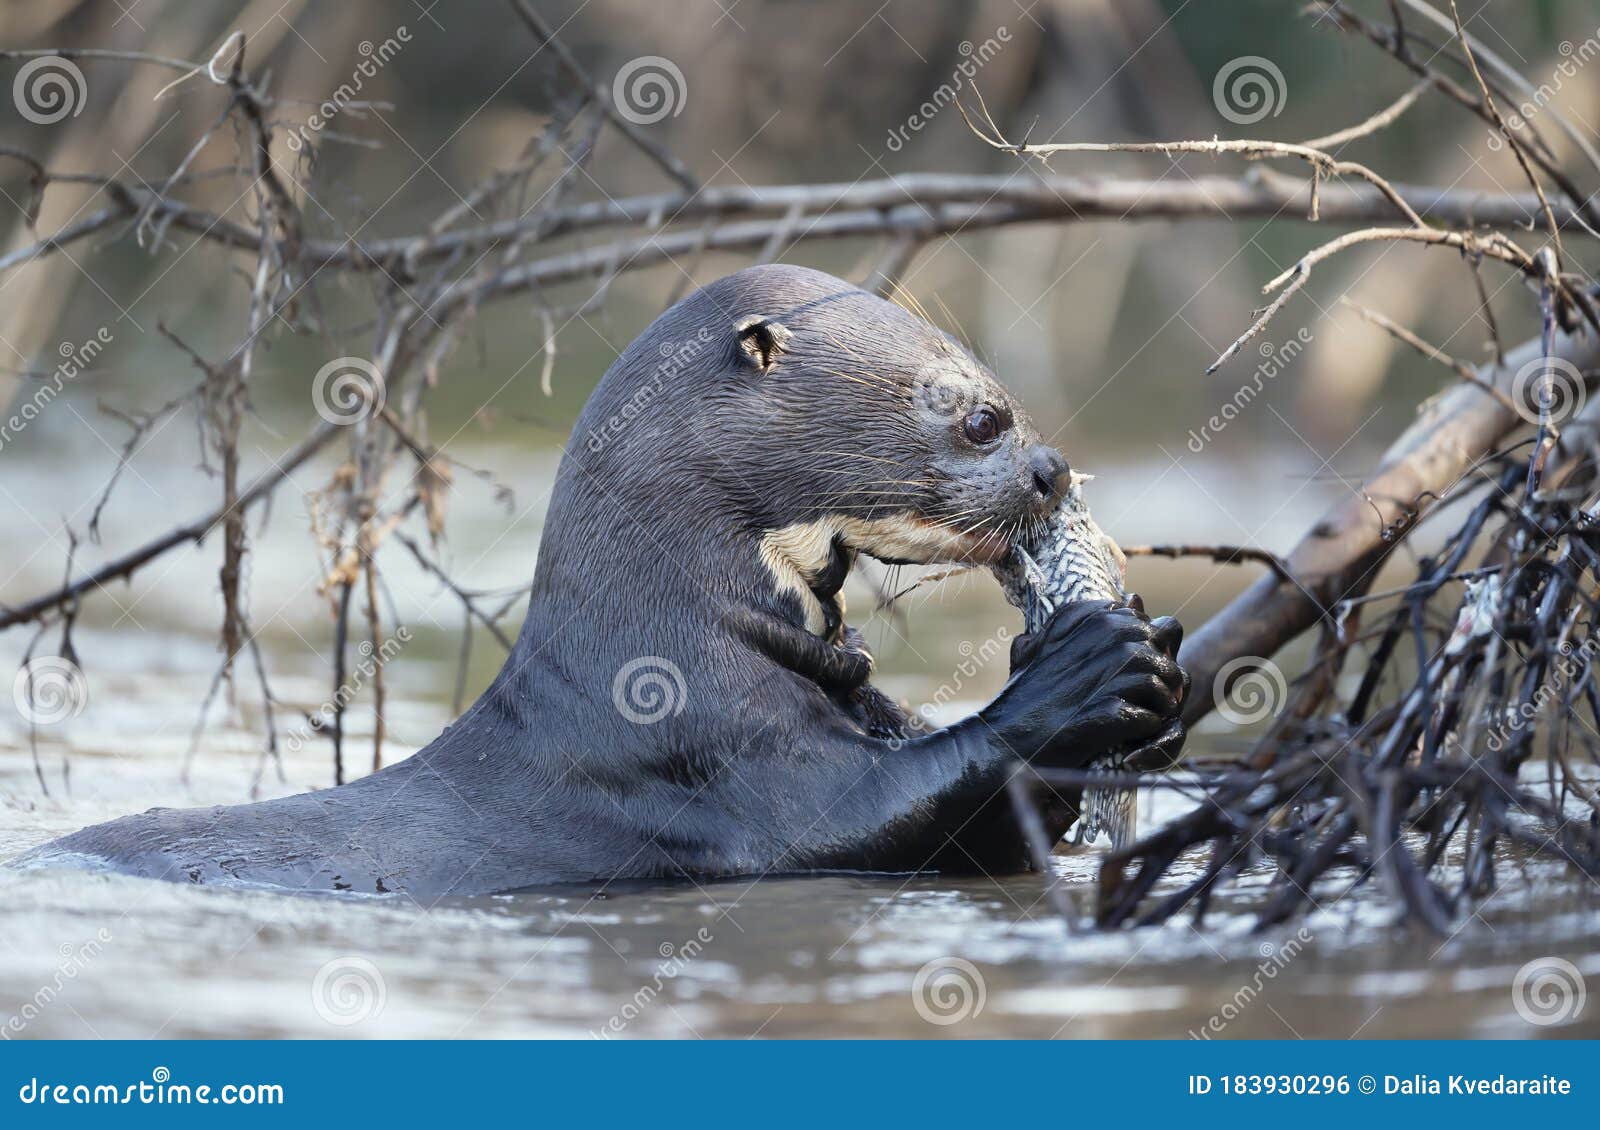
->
<box><xmin>1</xmin><ymin>173</ymin><xmax>1583</xmax><ymax>282</ymax></box>
<box><xmin>1178</xmin><ymin>322</ymin><xmax>1600</xmax><ymax>723</ymax></box>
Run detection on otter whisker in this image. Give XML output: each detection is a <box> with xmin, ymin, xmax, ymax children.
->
<box><xmin>931</xmin><ymin>294</ymin><xmax>974</xmax><ymax>351</ymax></box>
<box><xmin>819</xmin><ymin>474</ymin><xmax>923</xmax><ymax>491</ymax></box>
<box><xmin>886</xmin><ymin>282</ymin><xmax>935</xmax><ymax>328</ymax></box>
<box><xmin>819</xmin><ymin>477</ymin><xmax>930</xmax><ymax>487</ymax></box>
<box><xmin>816</xmin><ymin>493</ymin><xmax>927</xmax><ymax>507</ymax></box>
<box><xmin>949</xmin><ymin>511</ymin><xmax>1006</xmax><ymax>542</ymax></box>
<box><xmin>817</xmin><ymin>461</ymin><xmax>908</xmax><ymax>473</ymax></box>
<box><xmin>820</xmin><ymin>368</ymin><xmax>906</xmax><ymax>395</ymax></box>
<box><xmin>816</xmin><ymin>330</ymin><xmax>885</xmax><ymax>371</ymax></box>
<box><xmin>812</xmin><ymin>471</ymin><xmax>924</xmax><ymax>486</ymax></box>
<box><xmin>926</xmin><ymin>502</ymin><xmax>986</xmax><ymax>521</ymax></box>
<box><xmin>925</xmin><ymin>507</ymin><xmax>984</xmax><ymax>529</ymax></box>
<box><xmin>815</xmin><ymin>451</ymin><xmax>911</xmax><ymax>467</ymax></box>
<box><xmin>820</xmin><ymin>478</ymin><xmax>937</xmax><ymax>489</ymax></box>
<box><xmin>825</xmin><ymin>371</ymin><xmax>902</xmax><ymax>393</ymax></box>
<box><xmin>825</xmin><ymin>489</ymin><xmax>928</xmax><ymax>502</ymax></box>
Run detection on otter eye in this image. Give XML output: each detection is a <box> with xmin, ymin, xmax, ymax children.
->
<box><xmin>962</xmin><ymin>406</ymin><xmax>1003</xmax><ymax>445</ymax></box>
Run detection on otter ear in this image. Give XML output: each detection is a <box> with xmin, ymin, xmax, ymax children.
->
<box><xmin>734</xmin><ymin>315</ymin><xmax>791</xmax><ymax>373</ymax></box>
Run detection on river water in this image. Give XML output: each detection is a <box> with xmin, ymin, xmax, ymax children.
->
<box><xmin>2</xmin><ymin>436</ymin><xmax>1598</xmax><ymax>1039</ymax></box>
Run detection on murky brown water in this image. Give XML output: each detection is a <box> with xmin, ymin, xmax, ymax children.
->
<box><xmin>5</xmin><ymin>721</ymin><xmax>1599</xmax><ymax>1039</ymax></box>
<box><xmin>3</xmin><ymin>440</ymin><xmax>1598</xmax><ymax>1039</ymax></box>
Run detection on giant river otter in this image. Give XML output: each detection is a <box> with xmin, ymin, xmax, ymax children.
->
<box><xmin>27</xmin><ymin>265</ymin><xmax>1186</xmax><ymax>896</ymax></box>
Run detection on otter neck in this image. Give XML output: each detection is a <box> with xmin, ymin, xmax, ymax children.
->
<box><xmin>757</xmin><ymin>519</ymin><xmax>858</xmax><ymax>640</ymax></box>
<box><xmin>735</xmin><ymin>522</ymin><xmax>876</xmax><ymax>692</ymax></box>
<box><xmin>513</xmin><ymin>471</ymin><xmax>876</xmax><ymax>699</ymax></box>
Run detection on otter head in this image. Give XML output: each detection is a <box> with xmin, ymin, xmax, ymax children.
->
<box><xmin>702</xmin><ymin>266</ymin><xmax>1071</xmax><ymax>635</ymax></box>
<box><xmin>557</xmin><ymin>265</ymin><xmax>1071</xmax><ymax>642</ymax></box>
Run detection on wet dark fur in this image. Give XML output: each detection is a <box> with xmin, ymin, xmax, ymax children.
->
<box><xmin>26</xmin><ymin>266</ymin><xmax>1185</xmax><ymax>896</ymax></box>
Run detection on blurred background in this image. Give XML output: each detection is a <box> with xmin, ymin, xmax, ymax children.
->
<box><xmin>1</xmin><ymin>0</ymin><xmax>1598</xmax><ymax>1039</ymax></box>
<box><xmin>3</xmin><ymin>0</ymin><xmax>1596</xmax><ymax>752</ymax></box>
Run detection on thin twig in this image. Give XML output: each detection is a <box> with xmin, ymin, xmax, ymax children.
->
<box><xmin>504</xmin><ymin>0</ymin><xmax>698</xmax><ymax>191</ymax></box>
<box><xmin>1338</xmin><ymin>297</ymin><xmax>1520</xmax><ymax>412</ymax></box>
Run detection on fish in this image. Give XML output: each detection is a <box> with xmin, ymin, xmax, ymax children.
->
<box><xmin>992</xmin><ymin>471</ymin><xmax>1137</xmax><ymax>849</ymax></box>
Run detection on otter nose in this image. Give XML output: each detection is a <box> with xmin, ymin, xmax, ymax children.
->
<box><xmin>1027</xmin><ymin>445</ymin><xmax>1070</xmax><ymax>500</ymax></box>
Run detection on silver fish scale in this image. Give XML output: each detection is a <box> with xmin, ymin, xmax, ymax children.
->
<box><xmin>993</xmin><ymin>473</ymin><xmax>1136</xmax><ymax>849</ymax></box>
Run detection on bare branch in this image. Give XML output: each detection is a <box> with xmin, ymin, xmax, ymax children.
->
<box><xmin>0</xmin><ymin>421</ymin><xmax>342</xmax><ymax>631</ymax></box>
<box><xmin>504</xmin><ymin>0</ymin><xmax>698</xmax><ymax>191</ymax></box>
<box><xmin>1338</xmin><ymin>297</ymin><xmax>1519</xmax><ymax>412</ymax></box>
<box><xmin>1179</xmin><ymin>321</ymin><xmax>1600</xmax><ymax>723</ymax></box>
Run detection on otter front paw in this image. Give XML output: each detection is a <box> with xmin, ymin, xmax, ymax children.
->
<box><xmin>1122</xmin><ymin>715</ymin><xmax>1188</xmax><ymax>771</ymax></box>
<box><xmin>988</xmin><ymin>601</ymin><xmax>1186</xmax><ymax>766</ymax></box>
